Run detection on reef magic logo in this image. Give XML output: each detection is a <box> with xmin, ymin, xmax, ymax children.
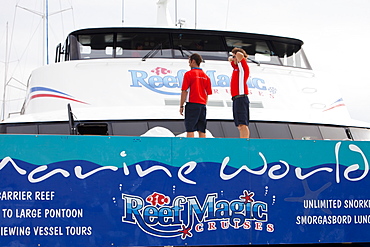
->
<box><xmin>121</xmin><ymin>190</ymin><xmax>273</xmax><ymax>239</ymax></box>
<box><xmin>129</xmin><ymin>67</ymin><xmax>273</xmax><ymax>96</ymax></box>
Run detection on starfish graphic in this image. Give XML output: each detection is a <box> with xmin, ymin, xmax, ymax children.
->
<box><xmin>178</xmin><ymin>225</ymin><xmax>192</xmax><ymax>239</ymax></box>
<box><xmin>285</xmin><ymin>179</ymin><xmax>332</xmax><ymax>215</ymax></box>
<box><xmin>240</xmin><ymin>190</ymin><xmax>255</xmax><ymax>203</ymax></box>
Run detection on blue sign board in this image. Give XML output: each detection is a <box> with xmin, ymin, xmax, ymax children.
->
<box><xmin>1</xmin><ymin>135</ymin><xmax>370</xmax><ymax>246</ymax></box>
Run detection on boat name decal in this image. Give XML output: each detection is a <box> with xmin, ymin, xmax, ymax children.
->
<box><xmin>121</xmin><ymin>191</ymin><xmax>272</xmax><ymax>239</ymax></box>
<box><xmin>129</xmin><ymin>68</ymin><xmax>269</xmax><ymax>95</ymax></box>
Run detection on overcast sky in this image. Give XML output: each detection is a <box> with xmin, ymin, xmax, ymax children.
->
<box><xmin>1</xmin><ymin>0</ymin><xmax>370</xmax><ymax>123</ymax></box>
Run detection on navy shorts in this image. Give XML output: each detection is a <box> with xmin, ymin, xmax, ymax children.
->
<box><xmin>184</xmin><ymin>103</ymin><xmax>207</xmax><ymax>133</ymax></box>
<box><xmin>232</xmin><ymin>96</ymin><xmax>250</xmax><ymax>126</ymax></box>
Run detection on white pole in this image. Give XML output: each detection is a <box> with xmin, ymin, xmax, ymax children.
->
<box><xmin>46</xmin><ymin>0</ymin><xmax>49</xmax><ymax>65</ymax></box>
<box><xmin>122</xmin><ymin>0</ymin><xmax>125</xmax><ymax>24</ymax></box>
<box><xmin>194</xmin><ymin>0</ymin><xmax>197</xmax><ymax>29</ymax></box>
<box><xmin>2</xmin><ymin>23</ymin><xmax>9</xmax><ymax>121</ymax></box>
<box><xmin>42</xmin><ymin>0</ymin><xmax>45</xmax><ymax>65</ymax></box>
<box><xmin>175</xmin><ymin>0</ymin><xmax>177</xmax><ymax>26</ymax></box>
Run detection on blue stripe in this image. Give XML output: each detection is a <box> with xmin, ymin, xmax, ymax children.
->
<box><xmin>30</xmin><ymin>87</ymin><xmax>72</xmax><ymax>97</ymax></box>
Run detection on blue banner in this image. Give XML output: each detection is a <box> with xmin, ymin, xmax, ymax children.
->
<box><xmin>1</xmin><ymin>135</ymin><xmax>370</xmax><ymax>246</ymax></box>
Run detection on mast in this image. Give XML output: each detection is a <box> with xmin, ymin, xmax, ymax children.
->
<box><xmin>156</xmin><ymin>0</ymin><xmax>173</xmax><ymax>26</ymax></box>
<box><xmin>194</xmin><ymin>0</ymin><xmax>197</xmax><ymax>29</ymax></box>
<box><xmin>45</xmin><ymin>0</ymin><xmax>49</xmax><ymax>65</ymax></box>
<box><xmin>17</xmin><ymin>0</ymin><xmax>71</xmax><ymax>65</ymax></box>
<box><xmin>122</xmin><ymin>0</ymin><xmax>125</xmax><ymax>24</ymax></box>
<box><xmin>2</xmin><ymin>23</ymin><xmax>9</xmax><ymax>121</ymax></box>
<box><xmin>17</xmin><ymin>0</ymin><xmax>48</xmax><ymax>65</ymax></box>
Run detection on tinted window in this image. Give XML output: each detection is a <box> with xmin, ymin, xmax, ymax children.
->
<box><xmin>207</xmin><ymin>121</ymin><xmax>224</xmax><ymax>138</ymax></box>
<box><xmin>349</xmin><ymin>127</ymin><xmax>370</xmax><ymax>141</ymax></box>
<box><xmin>249</xmin><ymin>123</ymin><xmax>259</xmax><ymax>139</ymax></box>
<box><xmin>221</xmin><ymin>121</ymin><xmax>239</xmax><ymax>138</ymax></box>
<box><xmin>112</xmin><ymin>121</ymin><xmax>149</xmax><ymax>136</ymax></box>
<box><xmin>319</xmin><ymin>126</ymin><xmax>349</xmax><ymax>140</ymax></box>
<box><xmin>148</xmin><ymin>121</ymin><xmax>185</xmax><ymax>136</ymax></box>
<box><xmin>271</xmin><ymin>41</ymin><xmax>311</xmax><ymax>69</ymax></box>
<box><xmin>116</xmin><ymin>32</ymin><xmax>171</xmax><ymax>58</ymax></box>
<box><xmin>226</xmin><ymin>37</ymin><xmax>280</xmax><ymax>65</ymax></box>
<box><xmin>173</xmin><ymin>33</ymin><xmax>227</xmax><ymax>60</ymax></box>
<box><xmin>289</xmin><ymin>124</ymin><xmax>323</xmax><ymax>140</ymax></box>
<box><xmin>6</xmin><ymin>125</ymin><xmax>38</xmax><ymax>134</ymax></box>
<box><xmin>66</xmin><ymin>29</ymin><xmax>309</xmax><ymax>69</ymax></box>
<box><xmin>77</xmin><ymin>33</ymin><xmax>114</xmax><ymax>59</ymax></box>
<box><xmin>256</xmin><ymin>122</ymin><xmax>293</xmax><ymax>139</ymax></box>
<box><xmin>39</xmin><ymin>123</ymin><xmax>70</xmax><ymax>134</ymax></box>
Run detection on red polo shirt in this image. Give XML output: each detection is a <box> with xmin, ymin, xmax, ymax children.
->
<box><xmin>181</xmin><ymin>68</ymin><xmax>212</xmax><ymax>105</ymax></box>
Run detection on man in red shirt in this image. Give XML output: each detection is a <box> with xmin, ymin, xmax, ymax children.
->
<box><xmin>180</xmin><ymin>53</ymin><xmax>212</xmax><ymax>138</ymax></box>
<box><xmin>229</xmin><ymin>48</ymin><xmax>250</xmax><ymax>138</ymax></box>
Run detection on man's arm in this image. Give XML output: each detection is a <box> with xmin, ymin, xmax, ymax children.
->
<box><xmin>235</xmin><ymin>51</ymin><xmax>244</xmax><ymax>62</ymax></box>
<box><xmin>179</xmin><ymin>90</ymin><xmax>188</xmax><ymax>116</ymax></box>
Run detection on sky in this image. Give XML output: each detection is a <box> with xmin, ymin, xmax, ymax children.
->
<box><xmin>0</xmin><ymin>0</ymin><xmax>370</xmax><ymax>123</ymax></box>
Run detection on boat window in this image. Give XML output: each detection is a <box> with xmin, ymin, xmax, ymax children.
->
<box><xmin>77</xmin><ymin>33</ymin><xmax>114</xmax><ymax>59</ymax></box>
<box><xmin>271</xmin><ymin>41</ymin><xmax>311</xmax><ymax>69</ymax></box>
<box><xmin>226</xmin><ymin>37</ymin><xmax>281</xmax><ymax>65</ymax></box>
<box><xmin>65</xmin><ymin>29</ymin><xmax>311</xmax><ymax>69</ymax></box>
<box><xmin>115</xmin><ymin>32</ymin><xmax>171</xmax><ymax>58</ymax></box>
<box><xmin>39</xmin><ymin>123</ymin><xmax>70</xmax><ymax>134</ymax></box>
<box><xmin>349</xmin><ymin>127</ymin><xmax>370</xmax><ymax>141</ymax></box>
<box><xmin>256</xmin><ymin>122</ymin><xmax>293</xmax><ymax>139</ymax></box>
<box><xmin>6</xmin><ymin>124</ymin><xmax>38</xmax><ymax>134</ymax></box>
<box><xmin>111</xmin><ymin>121</ymin><xmax>149</xmax><ymax>136</ymax></box>
<box><xmin>148</xmin><ymin>121</ymin><xmax>185</xmax><ymax>136</ymax></box>
<box><xmin>319</xmin><ymin>126</ymin><xmax>349</xmax><ymax>140</ymax></box>
<box><xmin>206</xmin><ymin>121</ymin><xmax>224</xmax><ymax>138</ymax></box>
<box><xmin>289</xmin><ymin>124</ymin><xmax>323</xmax><ymax>140</ymax></box>
<box><xmin>173</xmin><ymin>33</ymin><xmax>228</xmax><ymax>60</ymax></box>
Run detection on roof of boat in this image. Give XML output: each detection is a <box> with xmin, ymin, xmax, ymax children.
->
<box><xmin>68</xmin><ymin>27</ymin><xmax>304</xmax><ymax>46</ymax></box>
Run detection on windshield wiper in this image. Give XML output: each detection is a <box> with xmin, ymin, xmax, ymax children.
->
<box><xmin>248</xmin><ymin>57</ymin><xmax>260</xmax><ymax>66</ymax></box>
<box><xmin>178</xmin><ymin>45</ymin><xmax>192</xmax><ymax>58</ymax></box>
<box><xmin>178</xmin><ymin>45</ymin><xmax>185</xmax><ymax>57</ymax></box>
<box><xmin>142</xmin><ymin>43</ymin><xmax>163</xmax><ymax>61</ymax></box>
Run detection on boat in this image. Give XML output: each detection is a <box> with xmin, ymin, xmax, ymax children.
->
<box><xmin>1</xmin><ymin>1</ymin><xmax>370</xmax><ymax>246</ymax></box>
<box><xmin>2</xmin><ymin>24</ymin><xmax>370</xmax><ymax>139</ymax></box>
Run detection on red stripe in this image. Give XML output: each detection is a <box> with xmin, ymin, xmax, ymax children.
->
<box><xmin>323</xmin><ymin>103</ymin><xmax>345</xmax><ymax>112</ymax></box>
<box><xmin>30</xmin><ymin>94</ymin><xmax>88</xmax><ymax>104</ymax></box>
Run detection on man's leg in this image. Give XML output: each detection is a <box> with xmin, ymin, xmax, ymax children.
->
<box><xmin>197</xmin><ymin>104</ymin><xmax>207</xmax><ymax>138</ymax></box>
<box><xmin>238</xmin><ymin>124</ymin><xmax>250</xmax><ymax>138</ymax></box>
<box><xmin>187</xmin><ymin>132</ymin><xmax>195</xmax><ymax>138</ymax></box>
<box><xmin>198</xmin><ymin>131</ymin><xmax>206</xmax><ymax>138</ymax></box>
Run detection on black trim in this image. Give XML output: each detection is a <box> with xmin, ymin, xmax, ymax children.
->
<box><xmin>69</xmin><ymin>27</ymin><xmax>304</xmax><ymax>46</ymax></box>
<box><xmin>1</xmin><ymin>119</ymin><xmax>369</xmax><ymax>141</ymax></box>
<box><xmin>60</xmin><ymin>27</ymin><xmax>309</xmax><ymax>69</ymax></box>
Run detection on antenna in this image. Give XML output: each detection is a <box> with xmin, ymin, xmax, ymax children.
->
<box><xmin>1</xmin><ymin>22</ymin><xmax>28</xmax><ymax>121</ymax></box>
<box><xmin>175</xmin><ymin>0</ymin><xmax>177</xmax><ymax>26</ymax></box>
<box><xmin>2</xmin><ymin>23</ymin><xmax>9</xmax><ymax>121</ymax></box>
<box><xmin>194</xmin><ymin>0</ymin><xmax>197</xmax><ymax>29</ymax></box>
<box><xmin>122</xmin><ymin>0</ymin><xmax>125</xmax><ymax>24</ymax></box>
<box><xmin>177</xmin><ymin>19</ymin><xmax>186</xmax><ymax>28</ymax></box>
<box><xmin>174</xmin><ymin>0</ymin><xmax>186</xmax><ymax>28</ymax></box>
<box><xmin>46</xmin><ymin>0</ymin><xmax>49</xmax><ymax>65</ymax></box>
<box><xmin>17</xmin><ymin>0</ymin><xmax>72</xmax><ymax>65</ymax></box>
